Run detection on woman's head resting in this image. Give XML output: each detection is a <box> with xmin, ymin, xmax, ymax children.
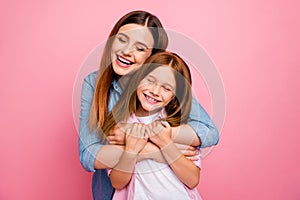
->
<box><xmin>103</xmin><ymin>10</ymin><xmax>169</xmax><ymax>77</ymax></box>
<box><xmin>111</xmin><ymin>23</ymin><xmax>154</xmax><ymax>76</ymax></box>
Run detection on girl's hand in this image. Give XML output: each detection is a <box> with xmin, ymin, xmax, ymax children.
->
<box><xmin>125</xmin><ymin>123</ymin><xmax>148</xmax><ymax>154</ymax></box>
<box><xmin>148</xmin><ymin>121</ymin><xmax>173</xmax><ymax>148</ymax></box>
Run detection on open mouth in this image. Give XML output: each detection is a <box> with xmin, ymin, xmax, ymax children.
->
<box><xmin>144</xmin><ymin>93</ymin><xmax>160</xmax><ymax>104</ymax></box>
<box><xmin>116</xmin><ymin>55</ymin><xmax>134</xmax><ymax>66</ymax></box>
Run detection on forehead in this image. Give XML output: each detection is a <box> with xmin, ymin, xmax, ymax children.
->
<box><xmin>117</xmin><ymin>23</ymin><xmax>154</xmax><ymax>47</ymax></box>
<box><xmin>147</xmin><ymin>66</ymin><xmax>176</xmax><ymax>85</ymax></box>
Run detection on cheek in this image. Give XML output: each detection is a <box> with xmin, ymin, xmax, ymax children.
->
<box><xmin>163</xmin><ymin>94</ymin><xmax>174</xmax><ymax>105</ymax></box>
<box><xmin>111</xmin><ymin>41</ymin><xmax>123</xmax><ymax>52</ymax></box>
<box><xmin>137</xmin><ymin>85</ymin><xmax>148</xmax><ymax>95</ymax></box>
<box><xmin>136</xmin><ymin>52</ymin><xmax>152</xmax><ymax>64</ymax></box>
<box><xmin>136</xmin><ymin>87</ymin><xmax>144</xmax><ymax>97</ymax></box>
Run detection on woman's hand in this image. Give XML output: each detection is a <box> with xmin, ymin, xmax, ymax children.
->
<box><xmin>148</xmin><ymin>121</ymin><xmax>173</xmax><ymax>148</ymax></box>
<box><xmin>125</xmin><ymin>123</ymin><xmax>148</xmax><ymax>154</ymax></box>
<box><xmin>106</xmin><ymin>123</ymin><xmax>133</xmax><ymax>145</ymax></box>
<box><xmin>175</xmin><ymin>144</ymin><xmax>200</xmax><ymax>161</ymax></box>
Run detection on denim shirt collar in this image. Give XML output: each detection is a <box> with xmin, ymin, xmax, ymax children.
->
<box><xmin>111</xmin><ymin>79</ymin><xmax>122</xmax><ymax>94</ymax></box>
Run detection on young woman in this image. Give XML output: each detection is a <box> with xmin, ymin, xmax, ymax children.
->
<box><xmin>104</xmin><ymin>51</ymin><xmax>202</xmax><ymax>199</ymax></box>
<box><xmin>79</xmin><ymin>10</ymin><xmax>218</xmax><ymax>199</ymax></box>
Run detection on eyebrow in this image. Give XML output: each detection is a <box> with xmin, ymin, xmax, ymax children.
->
<box><xmin>118</xmin><ymin>33</ymin><xmax>150</xmax><ymax>49</ymax></box>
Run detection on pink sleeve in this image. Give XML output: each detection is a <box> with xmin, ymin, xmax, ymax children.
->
<box><xmin>107</xmin><ymin>169</ymin><xmax>111</xmax><ymax>175</ymax></box>
<box><xmin>192</xmin><ymin>148</ymin><xmax>202</xmax><ymax>168</ymax></box>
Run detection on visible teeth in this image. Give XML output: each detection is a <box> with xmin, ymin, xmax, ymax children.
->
<box><xmin>118</xmin><ymin>56</ymin><xmax>132</xmax><ymax>65</ymax></box>
<box><xmin>146</xmin><ymin>95</ymin><xmax>158</xmax><ymax>102</ymax></box>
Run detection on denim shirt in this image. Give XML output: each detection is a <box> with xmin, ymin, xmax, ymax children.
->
<box><xmin>79</xmin><ymin>71</ymin><xmax>219</xmax><ymax>200</ymax></box>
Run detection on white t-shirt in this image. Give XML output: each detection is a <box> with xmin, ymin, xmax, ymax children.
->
<box><xmin>111</xmin><ymin>111</ymin><xmax>202</xmax><ymax>200</ymax></box>
<box><xmin>133</xmin><ymin>114</ymin><xmax>201</xmax><ymax>200</ymax></box>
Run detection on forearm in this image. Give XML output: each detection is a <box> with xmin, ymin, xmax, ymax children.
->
<box><xmin>161</xmin><ymin>142</ymin><xmax>200</xmax><ymax>189</ymax></box>
<box><xmin>79</xmin><ymin>72</ymin><xmax>103</xmax><ymax>171</ymax></box>
<box><xmin>80</xmin><ymin>138</ymin><xmax>101</xmax><ymax>171</ymax></box>
<box><xmin>188</xmin><ymin>97</ymin><xmax>219</xmax><ymax>147</ymax></box>
<box><xmin>171</xmin><ymin>125</ymin><xmax>201</xmax><ymax>146</ymax></box>
<box><xmin>109</xmin><ymin>151</ymin><xmax>137</xmax><ymax>190</ymax></box>
<box><xmin>169</xmin><ymin>156</ymin><xmax>200</xmax><ymax>189</ymax></box>
<box><xmin>79</xmin><ymin>118</ymin><xmax>103</xmax><ymax>171</ymax></box>
<box><xmin>94</xmin><ymin>142</ymin><xmax>167</xmax><ymax>169</ymax></box>
<box><xmin>94</xmin><ymin>145</ymin><xmax>125</xmax><ymax>169</ymax></box>
<box><xmin>189</xmin><ymin>120</ymin><xmax>219</xmax><ymax>147</ymax></box>
<box><xmin>138</xmin><ymin>142</ymin><xmax>166</xmax><ymax>163</ymax></box>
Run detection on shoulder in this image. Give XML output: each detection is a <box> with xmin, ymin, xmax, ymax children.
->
<box><xmin>83</xmin><ymin>71</ymin><xmax>98</xmax><ymax>88</ymax></box>
<box><xmin>84</xmin><ymin>71</ymin><xmax>98</xmax><ymax>82</ymax></box>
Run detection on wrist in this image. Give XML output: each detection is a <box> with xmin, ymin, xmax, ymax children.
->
<box><xmin>157</xmin><ymin>138</ymin><xmax>173</xmax><ymax>149</ymax></box>
<box><xmin>125</xmin><ymin>148</ymin><xmax>138</xmax><ymax>154</ymax></box>
<box><xmin>161</xmin><ymin>142</ymin><xmax>182</xmax><ymax>164</ymax></box>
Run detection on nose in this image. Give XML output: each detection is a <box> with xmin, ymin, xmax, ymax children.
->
<box><xmin>121</xmin><ymin>44</ymin><xmax>134</xmax><ymax>55</ymax></box>
<box><xmin>150</xmin><ymin>84</ymin><xmax>160</xmax><ymax>96</ymax></box>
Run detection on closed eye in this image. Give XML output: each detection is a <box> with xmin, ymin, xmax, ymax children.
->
<box><xmin>136</xmin><ymin>46</ymin><xmax>146</xmax><ymax>52</ymax></box>
<box><xmin>117</xmin><ymin>36</ymin><xmax>127</xmax><ymax>43</ymax></box>
<box><xmin>162</xmin><ymin>86</ymin><xmax>173</xmax><ymax>91</ymax></box>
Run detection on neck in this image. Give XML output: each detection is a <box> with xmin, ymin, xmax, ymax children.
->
<box><xmin>135</xmin><ymin>106</ymin><xmax>162</xmax><ymax>117</ymax></box>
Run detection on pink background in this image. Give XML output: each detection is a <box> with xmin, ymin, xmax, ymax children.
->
<box><xmin>1</xmin><ymin>0</ymin><xmax>299</xmax><ymax>199</ymax></box>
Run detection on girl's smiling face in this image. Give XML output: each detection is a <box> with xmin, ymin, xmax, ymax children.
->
<box><xmin>136</xmin><ymin>66</ymin><xmax>176</xmax><ymax>116</ymax></box>
<box><xmin>111</xmin><ymin>23</ymin><xmax>154</xmax><ymax>76</ymax></box>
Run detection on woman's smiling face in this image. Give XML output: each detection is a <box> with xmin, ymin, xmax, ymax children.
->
<box><xmin>111</xmin><ymin>23</ymin><xmax>154</xmax><ymax>76</ymax></box>
<box><xmin>136</xmin><ymin>66</ymin><xmax>176</xmax><ymax>116</ymax></box>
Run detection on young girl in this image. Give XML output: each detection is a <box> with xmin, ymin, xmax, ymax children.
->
<box><xmin>103</xmin><ymin>51</ymin><xmax>202</xmax><ymax>200</ymax></box>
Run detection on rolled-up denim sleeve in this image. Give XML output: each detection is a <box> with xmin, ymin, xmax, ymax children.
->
<box><xmin>188</xmin><ymin>97</ymin><xmax>219</xmax><ymax>148</ymax></box>
<box><xmin>79</xmin><ymin>72</ymin><xmax>103</xmax><ymax>172</ymax></box>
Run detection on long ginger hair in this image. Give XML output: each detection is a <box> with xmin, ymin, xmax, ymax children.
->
<box><xmin>89</xmin><ymin>10</ymin><xmax>168</xmax><ymax>132</ymax></box>
<box><xmin>102</xmin><ymin>51</ymin><xmax>192</xmax><ymax>136</ymax></box>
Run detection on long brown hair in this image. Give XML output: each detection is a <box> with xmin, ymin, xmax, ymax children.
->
<box><xmin>89</xmin><ymin>11</ymin><xmax>169</xmax><ymax>131</ymax></box>
<box><xmin>102</xmin><ymin>51</ymin><xmax>192</xmax><ymax>136</ymax></box>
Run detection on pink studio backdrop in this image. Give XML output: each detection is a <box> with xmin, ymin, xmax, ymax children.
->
<box><xmin>1</xmin><ymin>1</ymin><xmax>299</xmax><ymax>200</ymax></box>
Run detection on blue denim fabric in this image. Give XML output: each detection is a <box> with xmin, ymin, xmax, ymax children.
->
<box><xmin>79</xmin><ymin>71</ymin><xmax>219</xmax><ymax>199</ymax></box>
<box><xmin>92</xmin><ymin>169</ymin><xmax>114</xmax><ymax>200</ymax></box>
